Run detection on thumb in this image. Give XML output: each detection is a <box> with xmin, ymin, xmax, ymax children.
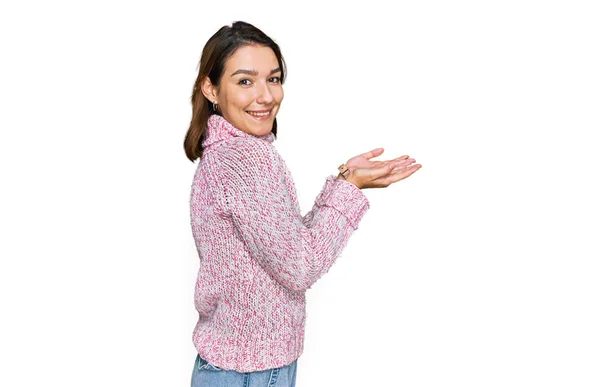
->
<box><xmin>362</xmin><ymin>147</ymin><xmax>385</xmax><ymax>160</ymax></box>
<box><xmin>367</xmin><ymin>161</ymin><xmax>394</xmax><ymax>178</ymax></box>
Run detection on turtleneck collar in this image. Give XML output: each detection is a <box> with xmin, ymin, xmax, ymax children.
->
<box><xmin>202</xmin><ymin>114</ymin><xmax>275</xmax><ymax>148</ymax></box>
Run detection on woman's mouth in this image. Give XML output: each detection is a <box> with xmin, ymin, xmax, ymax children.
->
<box><xmin>246</xmin><ymin>109</ymin><xmax>272</xmax><ymax>121</ymax></box>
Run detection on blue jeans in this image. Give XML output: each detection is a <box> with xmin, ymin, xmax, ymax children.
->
<box><xmin>191</xmin><ymin>353</ymin><xmax>298</xmax><ymax>387</ymax></box>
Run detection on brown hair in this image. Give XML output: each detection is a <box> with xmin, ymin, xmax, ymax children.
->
<box><xmin>183</xmin><ymin>21</ymin><xmax>287</xmax><ymax>162</ymax></box>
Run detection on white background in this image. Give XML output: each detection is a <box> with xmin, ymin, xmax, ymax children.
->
<box><xmin>1</xmin><ymin>0</ymin><xmax>598</xmax><ymax>386</ymax></box>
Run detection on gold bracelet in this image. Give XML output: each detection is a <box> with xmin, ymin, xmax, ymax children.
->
<box><xmin>338</xmin><ymin>163</ymin><xmax>350</xmax><ymax>179</ymax></box>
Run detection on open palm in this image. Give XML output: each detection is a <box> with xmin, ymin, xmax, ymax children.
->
<box><xmin>345</xmin><ymin>147</ymin><xmax>411</xmax><ymax>171</ymax></box>
<box><xmin>341</xmin><ymin>147</ymin><xmax>421</xmax><ymax>189</ymax></box>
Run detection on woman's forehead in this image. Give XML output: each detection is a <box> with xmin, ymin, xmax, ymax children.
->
<box><xmin>225</xmin><ymin>45</ymin><xmax>279</xmax><ymax>74</ymax></box>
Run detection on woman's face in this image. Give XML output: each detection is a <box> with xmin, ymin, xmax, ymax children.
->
<box><xmin>209</xmin><ymin>44</ymin><xmax>284</xmax><ymax>136</ymax></box>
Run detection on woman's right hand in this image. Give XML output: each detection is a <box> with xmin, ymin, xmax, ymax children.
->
<box><xmin>337</xmin><ymin>148</ymin><xmax>422</xmax><ymax>189</ymax></box>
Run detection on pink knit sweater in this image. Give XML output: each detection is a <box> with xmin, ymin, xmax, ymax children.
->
<box><xmin>189</xmin><ymin>114</ymin><xmax>370</xmax><ymax>372</ymax></box>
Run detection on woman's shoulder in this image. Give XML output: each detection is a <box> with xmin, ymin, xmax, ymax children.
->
<box><xmin>213</xmin><ymin>136</ymin><xmax>280</xmax><ymax>165</ymax></box>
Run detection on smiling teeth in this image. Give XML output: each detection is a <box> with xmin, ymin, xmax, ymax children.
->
<box><xmin>247</xmin><ymin>111</ymin><xmax>270</xmax><ymax>117</ymax></box>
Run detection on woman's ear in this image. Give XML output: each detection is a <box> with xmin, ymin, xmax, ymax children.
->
<box><xmin>201</xmin><ymin>77</ymin><xmax>218</xmax><ymax>104</ymax></box>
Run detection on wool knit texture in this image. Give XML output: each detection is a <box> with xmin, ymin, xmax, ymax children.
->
<box><xmin>190</xmin><ymin>114</ymin><xmax>370</xmax><ymax>373</ymax></box>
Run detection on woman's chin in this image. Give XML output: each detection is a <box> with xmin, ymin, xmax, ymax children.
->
<box><xmin>246</xmin><ymin>119</ymin><xmax>274</xmax><ymax>136</ymax></box>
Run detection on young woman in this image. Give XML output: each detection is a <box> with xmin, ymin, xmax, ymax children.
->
<box><xmin>184</xmin><ymin>21</ymin><xmax>421</xmax><ymax>387</ymax></box>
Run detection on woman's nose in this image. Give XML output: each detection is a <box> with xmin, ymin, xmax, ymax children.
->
<box><xmin>256</xmin><ymin>83</ymin><xmax>274</xmax><ymax>104</ymax></box>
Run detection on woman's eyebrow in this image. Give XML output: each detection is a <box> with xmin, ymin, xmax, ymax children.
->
<box><xmin>230</xmin><ymin>68</ymin><xmax>282</xmax><ymax>77</ymax></box>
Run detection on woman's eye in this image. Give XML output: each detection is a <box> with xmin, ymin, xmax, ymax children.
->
<box><xmin>238</xmin><ymin>79</ymin><xmax>252</xmax><ymax>86</ymax></box>
<box><xmin>269</xmin><ymin>77</ymin><xmax>281</xmax><ymax>84</ymax></box>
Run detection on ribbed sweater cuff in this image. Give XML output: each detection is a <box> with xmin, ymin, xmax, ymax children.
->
<box><xmin>315</xmin><ymin>175</ymin><xmax>370</xmax><ymax>230</ymax></box>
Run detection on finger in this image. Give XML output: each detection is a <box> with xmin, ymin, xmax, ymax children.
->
<box><xmin>360</xmin><ymin>147</ymin><xmax>385</xmax><ymax>160</ymax></box>
<box><xmin>360</xmin><ymin>162</ymin><xmax>394</xmax><ymax>180</ymax></box>
<box><xmin>375</xmin><ymin>158</ymin><xmax>403</xmax><ymax>168</ymax></box>
<box><xmin>392</xmin><ymin>161</ymin><xmax>418</xmax><ymax>172</ymax></box>
<box><xmin>391</xmin><ymin>158</ymin><xmax>415</xmax><ymax>169</ymax></box>
<box><xmin>381</xmin><ymin>155</ymin><xmax>410</xmax><ymax>165</ymax></box>
<box><xmin>378</xmin><ymin>161</ymin><xmax>398</xmax><ymax>176</ymax></box>
<box><xmin>371</xmin><ymin>159</ymin><xmax>409</xmax><ymax>173</ymax></box>
<box><xmin>389</xmin><ymin>164</ymin><xmax>422</xmax><ymax>181</ymax></box>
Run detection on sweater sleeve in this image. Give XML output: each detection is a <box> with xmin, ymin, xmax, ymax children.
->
<box><xmin>212</xmin><ymin>138</ymin><xmax>370</xmax><ymax>292</ymax></box>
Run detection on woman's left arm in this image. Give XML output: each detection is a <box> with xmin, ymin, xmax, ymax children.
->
<box><xmin>210</xmin><ymin>137</ymin><xmax>369</xmax><ymax>292</ymax></box>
